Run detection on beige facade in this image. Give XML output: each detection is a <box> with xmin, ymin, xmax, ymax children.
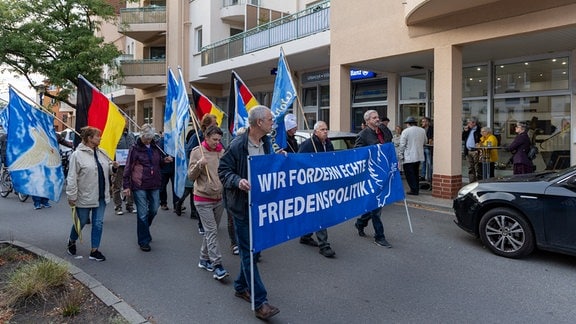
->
<box><xmin>330</xmin><ymin>0</ymin><xmax>576</xmax><ymax>198</ymax></box>
<box><xmin>110</xmin><ymin>0</ymin><xmax>576</xmax><ymax>199</ymax></box>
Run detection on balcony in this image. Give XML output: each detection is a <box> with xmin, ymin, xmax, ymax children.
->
<box><xmin>203</xmin><ymin>1</ymin><xmax>330</xmax><ymax>66</ymax></box>
<box><xmin>101</xmin><ymin>84</ymin><xmax>135</xmax><ymax>106</ymax></box>
<box><xmin>119</xmin><ymin>59</ymin><xmax>166</xmax><ymax>89</ymax></box>
<box><xmin>220</xmin><ymin>0</ymin><xmax>270</xmax><ymax>24</ymax></box>
<box><xmin>119</xmin><ymin>6</ymin><xmax>167</xmax><ymax>43</ymax></box>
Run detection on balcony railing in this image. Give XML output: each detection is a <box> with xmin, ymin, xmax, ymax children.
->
<box><xmin>222</xmin><ymin>0</ymin><xmax>259</xmax><ymax>7</ymax></box>
<box><xmin>202</xmin><ymin>0</ymin><xmax>330</xmax><ymax>66</ymax></box>
<box><xmin>119</xmin><ymin>6</ymin><xmax>167</xmax><ymax>25</ymax></box>
<box><xmin>119</xmin><ymin>59</ymin><xmax>166</xmax><ymax>76</ymax></box>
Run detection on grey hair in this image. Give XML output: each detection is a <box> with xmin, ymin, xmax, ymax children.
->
<box><xmin>467</xmin><ymin>116</ymin><xmax>478</xmax><ymax>124</ymax></box>
<box><xmin>140</xmin><ymin>123</ymin><xmax>156</xmax><ymax>140</ymax></box>
<box><xmin>313</xmin><ymin>121</ymin><xmax>327</xmax><ymax>131</ymax></box>
<box><xmin>248</xmin><ymin>105</ymin><xmax>271</xmax><ymax>126</ymax></box>
<box><xmin>364</xmin><ymin>110</ymin><xmax>378</xmax><ymax>121</ymax></box>
<box><xmin>516</xmin><ymin>121</ymin><xmax>527</xmax><ymax>130</ymax></box>
<box><xmin>481</xmin><ymin>127</ymin><xmax>492</xmax><ymax>133</ymax></box>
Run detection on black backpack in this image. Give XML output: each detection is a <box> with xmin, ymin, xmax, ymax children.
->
<box><xmin>527</xmin><ymin>144</ymin><xmax>539</xmax><ymax>160</ymax></box>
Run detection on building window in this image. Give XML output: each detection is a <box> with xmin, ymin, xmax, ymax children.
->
<box><xmin>143</xmin><ymin>106</ymin><xmax>153</xmax><ymax>125</ymax></box>
<box><xmin>494</xmin><ymin>57</ymin><xmax>569</xmax><ymax>94</ymax></box>
<box><xmin>196</xmin><ymin>27</ymin><xmax>203</xmax><ymax>53</ymax></box>
<box><xmin>303</xmin><ymin>87</ymin><xmax>318</xmax><ymax>107</ymax></box>
<box><xmin>150</xmin><ymin>47</ymin><xmax>165</xmax><ymax>60</ymax></box>
<box><xmin>463</xmin><ymin>65</ymin><xmax>488</xmax><ymax>98</ymax></box>
<box><xmin>353</xmin><ymin>80</ymin><xmax>387</xmax><ymax>103</ymax></box>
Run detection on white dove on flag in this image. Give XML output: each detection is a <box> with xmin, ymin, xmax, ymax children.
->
<box><xmin>9</xmin><ymin>126</ymin><xmax>61</xmax><ymax>171</ymax></box>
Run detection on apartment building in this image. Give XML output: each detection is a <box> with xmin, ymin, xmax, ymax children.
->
<box><xmin>114</xmin><ymin>0</ymin><xmax>328</xmax><ymax>133</ymax></box>
<box><xmin>113</xmin><ymin>0</ymin><xmax>576</xmax><ymax>198</ymax></box>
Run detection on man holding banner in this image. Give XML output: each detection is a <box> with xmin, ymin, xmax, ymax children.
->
<box><xmin>218</xmin><ymin>105</ymin><xmax>280</xmax><ymax>320</ymax></box>
<box><xmin>353</xmin><ymin>110</ymin><xmax>393</xmax><ymax>248</ymax></box>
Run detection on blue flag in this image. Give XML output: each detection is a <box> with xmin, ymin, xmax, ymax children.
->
<box><xmin>173</xmin><ymin>69</ymin><xmax>191</xmax><ymax>197</ymax></box>
<box><xmin>163</xmin><ymin>69</ymin><xmax>178</xmax><ymax>157</ymax></box>
<box><xmin>248</xmin><ymin>143</ymin><xmax>403</xmax><ymax>252</ymax></box>
<box><xmin>270</xmin><ymin>49</ymin><xmax>297</xmax><ymax>151</ymax></box>
<box><xmin>6</xmin><ymin>88</ymin><xmax>64</xmax><ymax>201</ymax></box>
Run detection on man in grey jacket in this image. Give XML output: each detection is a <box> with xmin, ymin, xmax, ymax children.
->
<box><xmin>399</xmin><ymin>116</ymin><xmax>427</xmax><ymax>195</ymax></box>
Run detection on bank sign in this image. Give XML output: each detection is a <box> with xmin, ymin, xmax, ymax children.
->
<box><xmin>302</xmin><ymin>69</ymin><xmax>377</xmax><ymax>83</ymax></box>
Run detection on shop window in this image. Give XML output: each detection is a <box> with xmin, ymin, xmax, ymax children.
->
<box><xmin>303</xmin><ymin>87</ymin><xmax>317</xmax><ymax>107</ymax></box>
<box><xmin>494</xmin><ymin>57</ymin><xmax>569</xmax><ymax>94</ymax></box>
<box><xmin>400</xmin><ymin>74</ymin><xmax>426</xmax><ymax>100</ymax></box>
<box><xmin>493</xmin><ymin>95</ymin><xmax>570</xmax><ymax>170</ymax></box>
<box><xmin>353</xmin><ymin>80</ymin><xmax>387</xmax><ymax>103</ymax></box>
<box><xmin>320</xmin><ymin>85</ymin><xmax>329</xmax><ymax>107</ymax></box>
<box><xmin>463</xmin><ymin>65</ymin><xmax>488</xmax><ymax>98</ymax></box>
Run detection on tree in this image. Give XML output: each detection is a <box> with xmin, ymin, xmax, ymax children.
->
<box><xmin>0</xmin><ymin>0</ymin><xmax>123</xmax><ymax>108</ymax></box>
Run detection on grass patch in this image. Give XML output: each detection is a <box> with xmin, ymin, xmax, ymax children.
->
<box><xmin>3</xmin><ymin>258</ymin><xmax>68</xmax><ymax>306</ymax></box>
<box><xmin>0</xmin><ymin>245</ymin><xmax>33</xmax><ymax>265</ymax></box>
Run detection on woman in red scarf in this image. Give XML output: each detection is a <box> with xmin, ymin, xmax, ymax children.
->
<box><xmin>188</xmin><ymin>125</ymin><xmax>229</xmax><ymax>280</ymax></box>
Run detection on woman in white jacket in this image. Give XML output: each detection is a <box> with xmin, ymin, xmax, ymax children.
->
<box><xmin>66</xmin><ymin>126</ymin><xmax>118</xmax><ymax>261</ymax></box>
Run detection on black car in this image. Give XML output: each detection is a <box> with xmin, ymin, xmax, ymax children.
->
<box><xmin>453</xmin><ymin>165</ymin><xmax>576</xmax><ymax>258</ymax></box>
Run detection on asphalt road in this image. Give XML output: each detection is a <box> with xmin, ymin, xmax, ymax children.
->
<box><xmin>2</xmin><ymin>193</ymin><xmax>576</xmax><ymax>323</ymax></box>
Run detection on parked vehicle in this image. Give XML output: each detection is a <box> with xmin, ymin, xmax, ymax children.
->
<box><xmin>294</xmin><ymin>130</ymin><xmax>356</xmax><ymax>151</ymax></box>
<box><xmin>453</xmin><ymin>165</ymin><xmax>576</xmax><ymax>258</ymax></box>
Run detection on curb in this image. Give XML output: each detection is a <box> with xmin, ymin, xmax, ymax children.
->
<box><xmin>2</xmin><ymin>240</ymin><xmax>149</xmax><ymax>324</ymax></box>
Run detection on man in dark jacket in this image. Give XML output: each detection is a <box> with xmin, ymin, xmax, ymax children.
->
<box><xmin>353</xmin><ymin>110</ymin><xmax>392</xmax><ymax>248</ymax></box>
<box><xmin>297</xmin><ymin>121</ymin><xmax>336</xmax><ymax>258</ymax></box>
<box><xmin>123</xmin><ymin>124</ymin><xmax>172</xmax><ymax>252</ymax></box>
<box><xmin>218</xmin><ymin>105</ymin><xmax>279</xmax><ymax>321</ymax></box>
<box><xmin>462</xmin><ymin>116</ymin><xmax>482</xmax><ymax>182</ymax></box>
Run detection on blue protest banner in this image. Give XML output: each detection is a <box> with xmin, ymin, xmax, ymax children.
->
<box><xmin>248</xmin><ymin>143</ymin><xmax>403</xmax><ymax>252</ymax></box>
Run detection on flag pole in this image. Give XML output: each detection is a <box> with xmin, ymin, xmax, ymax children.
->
<box><xmin>8</xmin><ymin>85</ymin><xmax>80</xmax><ymax>136</ymax></box>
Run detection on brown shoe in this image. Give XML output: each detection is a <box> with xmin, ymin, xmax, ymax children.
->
<box><xmin>255</xmin><ymin>303</ymin><xmax>279</xmax><ymax>320</ymax></box>
<box><xmin>234</xmin><ymin>290</ymin><xmax>251</xmax><ymax>303</ymax></box>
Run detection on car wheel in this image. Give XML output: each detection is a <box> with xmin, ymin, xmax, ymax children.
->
<box><xmin>478</xmin><ymin>207</ymin><xmax>534</xmax><ymax>258</ymax></box>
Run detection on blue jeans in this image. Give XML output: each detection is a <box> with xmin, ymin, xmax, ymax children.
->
<box><xmin>69</xmin><ymin>198</ymin><xmax>106</xmax><ymax>249</ymax></box>
<box><xmin>32</xmin><ymin>196</ymin><xmax>49</xmax><ymax>207</ymax></box>
<box><xmin>355</xmin><ymin>207</ymin><xmax>386</xmax><ymax>241</ymax></box>
<box><xmin>233</xmin><ymin>214</ymin><xmax>268</xmax><ymax>309</ymax></box>
<box><xmin>421</xmin><ymin>147</ymin><xmax>432</xmax><ymax>180</ymax></box>
<box><xmin>133</xmin><ymin>189</ymin><xmax>160</xmax><ymax>246</ymax></box>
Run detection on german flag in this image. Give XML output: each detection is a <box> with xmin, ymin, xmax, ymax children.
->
<box><xmin>228</xmin><ymin>71</ymin><xmax>259</xmax><ymax>135</ymax></box>
<box><xmin>191</xmin><ymin>86</ymin><xmax>224</xmax><ymax>126</ymax></box>
<box><xmin>75</xmin><ymin>75</ymin><xmax>126</xmax><ymax>159</ymax></box>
